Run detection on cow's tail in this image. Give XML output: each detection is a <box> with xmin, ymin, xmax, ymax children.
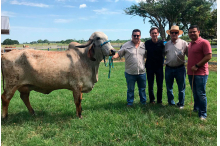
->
<box><xmin>1</xmin><ymin>57</ymin><xmax>5</xmax><ymax>91</ymax></box>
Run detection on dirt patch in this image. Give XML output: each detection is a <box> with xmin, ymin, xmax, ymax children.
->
<box><xmin>208</xmin><ymin>64</ymin><xmax>217</xmax><ymax>72</ymax></box>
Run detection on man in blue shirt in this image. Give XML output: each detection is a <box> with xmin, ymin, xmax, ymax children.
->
<box><xmin>145</xmin><ymin>27</ymin><xmax>165</xmax><ymax>104</ymax></box>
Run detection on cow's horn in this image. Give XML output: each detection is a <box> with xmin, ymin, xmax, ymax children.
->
<box><xmin>75</xmin><ymin>39</ymin><xmax>93</xmax><ymax>48</ymax></box>
<box><xmin>75</xmin><ymin>32</ymin><xmax>96</xmax><ymax>48</ymax></box>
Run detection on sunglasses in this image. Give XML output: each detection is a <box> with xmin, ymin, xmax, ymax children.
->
<box><xmin>133</xmin><ymin>35</ymin><xmax>140</xmax><ymax>38</ymax></box>
<box><xmin>170</xmin><ymin>32</ymin><xmax>179</xmax><ymax>34</ymax></box>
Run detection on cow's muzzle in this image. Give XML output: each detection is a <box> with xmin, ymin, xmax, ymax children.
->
<box><xmin>109</xmin><ymin>49</ymin><xmax>116</xmax><ymax>56</ymax></box>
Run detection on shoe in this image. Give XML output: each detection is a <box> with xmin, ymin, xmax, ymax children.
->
<box><xmin>177</xmin><ymin>103</ymin><xmax>184</xmax><ymax>109</ymax></box>
<box><xmin>140</xmin><ymin>102</ymin><xmax>147</xmax><ymax>105</ymax></box>
<box><xmin>127</xmin><ymin>105</ymin><xmax>132</xmax><ymax>107</ymax></box>
<box><xmin>157</xmin><ymin>102</ymin><xmax>163</xmax><ymax>105</ymax></box>
<box><xmin>169</xmin><ymin>103</ymin><xmax>175</xmax><ymax>106</ymax></box>
<box><xmin>179</xmin><ymin>106</ymin><xmax>184</xmax><ymax>109</ymax></box>
<box><xmin>200</xmin><ymin>117</ymin><xmax>206</xmax><ymax>121</ymax></box>
<box><xmin>150</xmin><ymin>101</ymin><xmax>155</xmax><ymax>104</ymax></box>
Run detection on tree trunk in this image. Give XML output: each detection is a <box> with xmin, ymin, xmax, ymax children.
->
<box><xmin>158</xmin><ymin>24</ymin><xmax>166</xmax><ymax>40</ymax></box>
<box><xmin>166</xmin><ymin>22</ymin><xmax>173</xmax><ymax>41</ymax></box>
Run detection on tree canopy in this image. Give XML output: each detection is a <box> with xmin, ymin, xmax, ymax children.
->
<box><xmin>124</xmin><ymin>0</ymin><xmax>217</xmax><ymax>40</ymax></box>
<box><xmin>2</xmin><ymin>38</ymin><xmax>19</xmax><ymax>45</ymax></box>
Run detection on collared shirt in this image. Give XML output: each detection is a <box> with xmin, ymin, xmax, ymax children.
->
<box><xmin>118</xmin><ymin>41</ymin><xmax>145</xmax><ymax>75</ymax></box>
<box><xmin>165</xmin><ymin>39</ymin><xmax>188</xmax><ymax>67</ymax></box>
<box><xmin>145</xmin><ymin>39</ymin><xmax>165</xmax><ymax>69</ymax></box>
<box><xmin>187</xmin><ymin>37</ymin><xmax>212</xmax><ymax>75</ymax></box>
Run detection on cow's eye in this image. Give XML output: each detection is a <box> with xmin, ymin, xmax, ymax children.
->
<box><xmin>96</xmin><ymin>37</ymin><xmax>101</xmax><ymax>40</ymax></box>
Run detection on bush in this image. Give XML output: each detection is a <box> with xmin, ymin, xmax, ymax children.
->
<box><xmin>2</xmin><ymin>38</ymin><xmax>19</xmax><ymax>45</ymax></box>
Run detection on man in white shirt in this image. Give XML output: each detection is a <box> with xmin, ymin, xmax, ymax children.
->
<box><xmin>164</xmin><ymin>25</ymin><xmax>188</xmax><ymax>109</ymax></box>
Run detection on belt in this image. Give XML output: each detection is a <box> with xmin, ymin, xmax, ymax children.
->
<box><xmin>166</xmin><ymin>64</ymin><xmax>184</xmax><ymax>69</ymax></box>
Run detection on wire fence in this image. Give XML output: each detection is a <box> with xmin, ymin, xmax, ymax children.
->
<box><xmin>1</xmin><ymin>45</ymin><xmax>217</xmax><ymax>65</ymax></box>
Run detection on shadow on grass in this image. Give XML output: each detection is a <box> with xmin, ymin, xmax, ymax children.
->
<box><xmin>83</xmin><ymin>100</ymin><xmax>194</xmax><ymax>119</ymax></box>
<box><xmin>2</xmin><ymin>100</ymin><xmax>195</xmax><ymax>125</ymax></box>
<box><xmin>1</xmin><ymin>110</ymin><xmax>77</xmax><ymax>125</ymax></box>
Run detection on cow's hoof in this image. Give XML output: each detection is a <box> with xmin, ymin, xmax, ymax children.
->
<box><xmin>30</xmin><ymin>110</ymin><xmax>35</xmax><ymax>116</ymax></box>
<box><xmin>1</xmin><ymin>114</ymin><xmax>8</xmax><ymax>120</ymax></box>
<box><xmin>79</xmin><ymin>115</ymin><xmax>83</xmax><ymax>119</ymax></box>
<box><xmin>31</xmin><ymin>113</ymin><xmax>36</xmax><ymax>117</ymax></box>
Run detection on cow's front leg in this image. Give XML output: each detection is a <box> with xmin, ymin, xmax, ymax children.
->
<box><xmin>72</xmin><ymin>87</ymin><xmax>83</xmax><ymax>118</ymax></box>
<box><xmin>1</xmin><ymin>88</ymin><xmax>17</xmax><ymax>119</ymax></box>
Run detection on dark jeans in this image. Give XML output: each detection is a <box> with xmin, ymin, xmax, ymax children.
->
<box><xmin>125</xmin><ymin>72</ymin><xmax>147</xmax><ymax>105</ymax></box>
<box><xmin>146</xmin><ymin>67</ymin><xmax>163</xmax><ymax>103</ymax></box>
<box><xmin>165</xmin><ymin>65</ymin><xmax>186</xmax><ymax>106</ymax></box>
<box><xmin>188</xmin><ymin>75</ymin><xmax>208</xmax><ymax>118</ymax></box>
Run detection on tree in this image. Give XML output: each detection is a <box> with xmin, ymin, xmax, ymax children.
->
<box><xmin>37</xmin><ymin>39</ymin><xmax>43</xmax><ymax>44</ymax></box>
<box><xmin>124</xmin><ymin>1</ymin><xmax>168</xmax><ymax>40</ymax></box>
<box><xmin>178</xmin><ymin>0</ymin><xmax>214</xmax><ymax>37</ymax></box>
<box><xmin>2</xmin><ymin>38</ymin><xmax>19</xmax><ymax>45</ymax></box>
<box><xmin>12</xmin><ymin>40</ymin><xmax>19</xmax><ymax>45</ymax></box>
<box><xmin>124</xmin><ymin>0</ymin><xmax>216</xmax><ymax>40</ymax></box>
<box><xmin>65</xmin><ymin>39</ymin><xmax>74</xmax><ymax>44</ymax></box>
<box><xmin>30</xmin><ymin>41</ymin><xmax>37</xmax><ymax>44</ymax></box>
<box><xmin>43</xmin><ymin>39</ymin><xmax>49</xmax><ymax>43</ymax></box>
<box><xmin>198</xmin><ymin>9</ymin><xmax>217</xmax><ymax>38</ymax></box>
<box><xmin>61</xmin><ymin>40</ymin><xmax>65</xmax><ymax>44</ymax></box>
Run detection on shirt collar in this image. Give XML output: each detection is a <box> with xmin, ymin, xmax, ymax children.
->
<box><xmin>171</xmin><ymin>38</ymin><xmax>179</xmax><ymax>44</ymax></box>
<box><xmin>128</xmin><ymin>40</ymin><xmax>143</xmax><ymax>48</ymax></box>
<box><xmin>192</xmin><ymin>37</ymin><xmax>202</xmax><ymax>44</ymax></box>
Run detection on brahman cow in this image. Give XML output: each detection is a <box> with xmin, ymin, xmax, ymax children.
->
<box><xmin>1</xmin><ymin>32</ymin><xmax>116</xmax><ymax>119</ymax></box>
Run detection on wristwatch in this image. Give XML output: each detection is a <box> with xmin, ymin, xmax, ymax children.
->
<box><xmin>195</xmin><ymin>64</ymin><xmax>199</xmax><ymax>68</ymax></box>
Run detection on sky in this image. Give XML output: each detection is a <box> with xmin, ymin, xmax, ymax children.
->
<box><xmin>1</xmin><ymin>0</ymin><xmax>155</xmax><ymax>44</ymax></box>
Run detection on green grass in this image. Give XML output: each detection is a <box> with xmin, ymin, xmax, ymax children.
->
<box><xmin>1</xmin><ymin>62</ymin><xmax>217</xmax><ymax>145</ymax></box>
<box><xmin>212</xmin><ymin>48</ymin><xmax>217</xmax><ymax>54</ymax></box>
<box><xmin>210</xmin><ymin>57</ymin><xmax>217</xmax><ymax>62</ymax></box>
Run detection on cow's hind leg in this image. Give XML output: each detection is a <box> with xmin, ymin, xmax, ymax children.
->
<box><xmin>72</xmin><ymin>88</ymin><xmax>83</xmax><ymax>118</ymax></box>
<box><xmin>1</xmin><ymin>88</ymin><xmax>17</xmax><ymax>119</ymax></box>
<box><xmin>19</xmin><ymin>91</ymin><xmax>35</xmax><ymax>116</ymax></box>
<box><xmin>18</xmin><ymin>86</ymin><xmax>35</xmax><ymax>116</ymax></box>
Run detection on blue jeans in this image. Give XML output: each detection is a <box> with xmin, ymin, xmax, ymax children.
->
<box><xmin>165</xmin><ymin>65</ymin><xmax>186</xmax><ymax>106</ymax></box>
<box><xmin>188</xmin><ymin>75</ymin><xmax>208</xmax><ymax>118</ymax></box>
<box><xmin>125</xmin><ymin>72</ymin><xmax>147</xmax><ymax>105</ymax></box>
<box><xmin>146</xmin><ymin>67</ymin><xmax>163</xmax><ymax>103</ymax></box>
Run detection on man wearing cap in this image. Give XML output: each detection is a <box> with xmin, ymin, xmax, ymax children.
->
<box><xmin>112</xmin><ymin>29</ymin><xmax>147</xmax><ymax>107</ymax></box>
<box><xmin>164</xmin><ymin>25</ymin><xmax>188</xmax><ymax>109</ymax></box>
<box><xmin>187</xmin><ymin>25</ymin><xmax>212</xmax><ymax>121</ymax></box>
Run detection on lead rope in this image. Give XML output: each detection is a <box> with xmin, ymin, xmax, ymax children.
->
<box><xmin>103</xmin><ymin>56</ymin><xmax>114</xmax><ymax>78</ymax></box>
<box><xmin>190</xmin><ymin>71</ymin><xmax>194</xmax><ymax>117</ymax></box>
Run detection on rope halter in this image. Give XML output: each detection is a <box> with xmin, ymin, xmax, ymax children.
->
<box><xmin>100</xmin><ymin>40</ymin><xmax>110</xmax><ymax>47</ymax></box>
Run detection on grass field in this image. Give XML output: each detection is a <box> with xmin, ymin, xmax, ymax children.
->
<box><xmin>1</xmin><ymin>62</ymin><xmax>217</xmax><ymax>145</ymax></box>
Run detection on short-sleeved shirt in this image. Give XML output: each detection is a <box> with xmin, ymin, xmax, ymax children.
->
<box><xmin>118</xmin><ymin>41</ymin><xmax>146</xmax><ymax>75</ymax></box>
<box><xmin>145</xmin><ymin>39</ymin><xmax>165</xmax><ymax>69</ymax></box>
<box><xmin>165</xmin><ymin>39</ymin><xmax>188</xmax><ymax>67</ymax></box>
<box><xmin>187</xmin><ymin>37</ymin><xmax>212</xmax><ymax>75</ymax></box>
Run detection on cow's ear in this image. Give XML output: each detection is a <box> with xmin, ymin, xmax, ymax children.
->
<box><xmin>87</xmin><ymin>43</ymin><xmax>96</xmax><ymax>61</ymax></box>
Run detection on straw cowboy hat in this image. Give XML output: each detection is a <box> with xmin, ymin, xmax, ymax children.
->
<box><xmin>166</xmin><ymin>25</ymin><xmax>183</xmax><ymax>35</ymax></box>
